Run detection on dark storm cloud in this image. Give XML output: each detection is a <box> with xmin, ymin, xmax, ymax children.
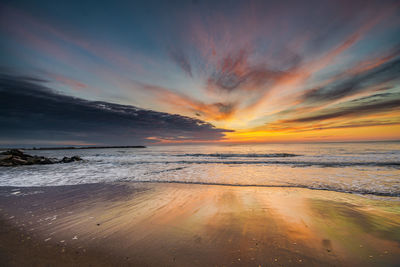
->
<box><xmin>0</xmin><ymin>74</ymin><xmax>232</xmax><ymax>145</ymax></box>
<box><xmin>284</xmin><ymin>93</ymin><xmax>400</xmax><ymax>123</ymax></box>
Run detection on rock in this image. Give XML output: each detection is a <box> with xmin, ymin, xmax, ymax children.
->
<box><xmin>0</xmin><ymin>155</ymin><xmax>12</xmax><ymax>161</ymax></box>
<box><xmin>1</xmin><ymin>149</ymin><xmax>24</xmax><ymax>157</ymax></box>
<box><xmin>11</xmin><ymin>157</ymin><xmax>27</xmax><ymax>165</ymax></box>
<box><xmin>40</xmin><ymin>158</ymin><xmax>54</xmax><ymax>164</ymax></box>
<box><xmin>72</xmin><ymin>156</ymin><xmax>82</xmax><ymax>161</ymax></box>
<box><xmin>0</xmin><ymin>150</ymin><xmax>83</xmax><ymax>167</ymax></box>
<box><xmin>61</xmin><ymin>156</ymin><xmax>82</xmax><ymax>163</ymax></box>
<box><xmin>26</xmin><ymin>157</ymin><xmax>37</xmax><ymax>165</ymax></box>
<box><xmin>0</xmin><ymin>161</ymin><xmax>13</xmax><ymax>167</ymax></box>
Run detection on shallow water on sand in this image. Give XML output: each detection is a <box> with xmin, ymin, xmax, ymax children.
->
<box><xmin>0</xmin><ymin>183</ymin><xmax>399</xmax><ymax>266</ymax></box>
<box><xmin>0</xmin><ymin>142</ymin><xmax>399</xmax><ymax>196</ymax></box>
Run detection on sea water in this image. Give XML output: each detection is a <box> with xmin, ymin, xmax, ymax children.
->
<box><xmin>0</xmin><ymin>142</ymin><xmax>399</xmax><ymax>196</ymax></box>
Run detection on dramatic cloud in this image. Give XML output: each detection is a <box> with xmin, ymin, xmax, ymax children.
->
<box><xmin>285</xmin><ymin>97</ymin><xmax>400</xmax><ymax>123</ymax></box>
<box><xmin>0</xmin><ymin>75</ymin><xmax>232</xmax><ymax>145</ymax></box>
<box><xmin>257</xmin><ymin>92</ymin><xmax>400</xmax><ymax>134</ymax></box>
<box><xmin>139</xmin><ymin>83</ymin><xmax>238</xmax><ymax>121</ymax></box>
<box><xmin>207</xmin><ymin>49</ymin><xmax>296</xmax><ymax>93</ymax></box>
<box><xmin>302</xmin><ymin>52</ymin><xmax>400</xmax><ymax>103</ymax></box>
<box><xmin>301</xmin><ymin>119</ymin><xmax>400</xmax><ymax>132</ymax></box>
<box><xmin>1</xmin><ymin>0</ymin><xmax>399</xmax><ymax>142</ymax></box>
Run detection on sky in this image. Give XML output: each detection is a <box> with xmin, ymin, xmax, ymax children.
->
<box><xmin>0</xmin><ymin>0</ymin><xmax>399</xmax><ymax>145</ymax></box>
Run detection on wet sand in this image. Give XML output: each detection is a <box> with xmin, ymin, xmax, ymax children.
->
<box><xmin>0</xmin><ymin>183</ymin><xmax>399</xmax><ymax>266</ymax></box>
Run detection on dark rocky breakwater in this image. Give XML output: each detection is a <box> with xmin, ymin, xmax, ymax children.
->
<box><xmin>0</xmin><ymin>149</ymin><xmax>82</xmax><ymax>167</ymax></box>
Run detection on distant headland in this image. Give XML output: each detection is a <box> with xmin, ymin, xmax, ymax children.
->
<box><xmin>0</xmin><ymin>146</ymin><xmax>146</xmax><ymax>151</ymax></box>
<box><xmin>31</xmin><ymin>145</ymin><xmax>146</xmax><ymax>150</ymax></box>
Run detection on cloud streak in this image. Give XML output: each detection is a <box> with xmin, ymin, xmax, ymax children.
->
<box><xmin>301</xmin><ymin>50</ymin><xmax>400</xmax><ymax>104</ymax></box>
<box><xmin>256</xmin><ymin>92</ymin><xmax>400</xmax><ymax>135</ymax></box>
<box><xmin>207</xmin><ymin>49</ymin><xmax>297</xmax><ymax>93</ymax></box>
<box><xmin>168</xmin><ymin>48</ymin><xmax>193</xmax><ymax>77</ymax></box>
<box><xmin>284</xmin><ymin>97</ymin><xmax>400</xmax><ymax>123</ymax></box>
<box><xmin>139</xmin><ymin>82</ymin><xmax>238</xmax><ymax>121</ymax></box>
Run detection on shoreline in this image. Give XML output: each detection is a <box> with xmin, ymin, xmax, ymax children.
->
<box><xmin>0</xmin><ymin>182</ymin><xmax>399</xmax><ymax>266</ymax></box>
<box><xmin>1</xmin><ymin>180</ymin><xmax>399</xmax><ymax>198</ymax></box>
<box><xmin>0</xmin><ymin>146</ymin><xmax>146</xmax><ymax>151</ymax></box>
<box><xmin>104</xmin><ymin>180</ymin><xmax>400</xmax><ymax>198</ymax></box>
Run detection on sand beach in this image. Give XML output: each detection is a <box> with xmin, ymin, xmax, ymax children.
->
<box><xmin>0</xmin><ymin>182</ymin><xmax>399</xmax><ymax>266</ymax></box>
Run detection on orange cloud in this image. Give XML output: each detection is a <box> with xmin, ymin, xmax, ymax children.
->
<box><xmin>139</xmin><ymin>83</ymin><xmax>238</xmax><ymax>121</ymax></box>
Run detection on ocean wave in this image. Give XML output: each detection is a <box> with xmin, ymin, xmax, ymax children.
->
<box><xmin>130</xmin><ymin>160</ymin><xmax>400</xmax><ymax>168</ymax></box>
<box><xmin>1</xmin><ymin>144</ymin><xmax>399</xmax><ymax>197</ymax></box>
<box><xmin>116</xmin><ymin>180</ymin><xmax>400</xmax><ymax>197</ymax></box>
<box><xmin>146</xmin><ymin>167</ymin><xmax>187</xmax><ymax>175</ymax></box>
<box><xmin>177</xmin><ymin>153</ymin><xmax>300</xmax><ymax>158</ymax></box>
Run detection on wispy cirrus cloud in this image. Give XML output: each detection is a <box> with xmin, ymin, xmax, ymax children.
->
<box><xmin>160</xmin><ymin>0</ymin><xmax>400</xmax><ymax>130</ymax></box>
<box><xmin>168</xmin><ymin>48</ymin><xmax>193</xmax><ymax>77</ymax></box>
<box><xmin>258</xmin><ymin>92</ymin><xmax>400</xmax><ymax>134</ymax></box>
<box><xmin>48</xmin><ymin>73</ymin><xmax>88</xmax><ymax>91</ymax></box>
<box><xmin>285</xmin><ymin>96</ymin><xmax>400</xmax><ymax>123</ymax></box>
<box><xmin>301</xmin><ymin>50</ymin><xmax>400</xmax><ymax>104</ymax></box>
<box><xmin>137</xmin><ymin>82</ymin><xmax>238</xmax><ymax>121</ymax></box>
<box><xmin>206</xmin><ymin>49</ymin><xmax>299</xmax><ymax>93</ymax></box>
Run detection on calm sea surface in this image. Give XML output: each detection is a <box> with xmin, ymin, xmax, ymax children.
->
<box><xmin>1</xmin><ymin>142</ymin><xmax>399</xmax><ymax>196</ymax></box>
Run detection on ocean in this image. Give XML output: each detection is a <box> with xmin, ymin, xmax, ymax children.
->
<box><xmin>1</xmin><ymin>142</ymin><xmax>399</xmax><ymax>197</ymax></box>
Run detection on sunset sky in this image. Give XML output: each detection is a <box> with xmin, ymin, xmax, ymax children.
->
<box><xmin>1</xmin><ymin>0</ymin><xmax>399</xmax><ymax>145</ymax></box>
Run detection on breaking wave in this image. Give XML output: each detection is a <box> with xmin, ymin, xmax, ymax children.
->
<box><xmin>178</xmin><ymin>153</ymin><xmax>300</xmax><ymax>158</ymax></box>
<box><xmin>129</xmin><ymin>160</ymin><xmax>400</xmax><ymax>168</ymax></box>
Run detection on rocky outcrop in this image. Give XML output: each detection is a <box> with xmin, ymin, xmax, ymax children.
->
<box><xmin>0</xmin><ymin>149</ymin><xmax>82</xmax><ymax>167</ymax></box>
<box><xmin>60</xmin><ymin>156</ymin><xmax>82</xmax><ymax>163</ymax></box>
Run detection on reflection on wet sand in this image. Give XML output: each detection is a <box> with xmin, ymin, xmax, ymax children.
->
<box><xmin>0</xmin><ymin>183</ymin><xmax>399</xmax><ymax>266</ymax></box>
